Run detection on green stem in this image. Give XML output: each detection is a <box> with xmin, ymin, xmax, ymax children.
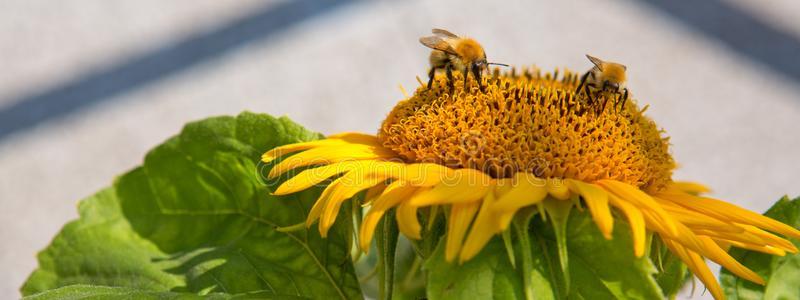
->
<box><xmin>376</xmin><ymin>210</ymin><xmax>398</xmax><ymax>300</ymax></box>
<box><xmin>351</xmin><ymin>197</ymin><xmax>364</xmax><ymax>262</ymax></box>
<box><xmin>542</xmin><ymin>198</ymin><xmax>573</xmax><ymax>293</ymax></box>
<box><xmin>512</xmin><ymin>207</ymin><xmax>538</xmax><ymax>300</ymax></box>
<box><xmin>401</xmin><ymin>255</ymin><xmax>422</xmax><ymax>289</ymax></box>
<box><xmin>359</xmin><ymin>262</ymin><xmax>380</xmax><ymax>283</ymax></box>
<box><xmin>426</xmin><ymin>205</ymin><xmax>439</xmax><ymax>231</ymax></box>
<box><xmin>514</xmin><ymin>221</ymin><xmax>535</xmax><ymax>300</ymax></box>
<box><xmin>502</xmin><ymin>228</ymin><xmax>516</xmax><ymax>269</ymax></box>
<box><xmin>275</xmin><ymin>222</ymin><xmax>306</xmax><ymax>233</ymax></box>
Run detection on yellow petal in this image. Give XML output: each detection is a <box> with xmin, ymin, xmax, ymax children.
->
<box><xmin>661</xmin><ymin>238</ymin><xmax>724</xmax><ymax>300</ymax></box>
<box><xmin>363</xmin><ymin>183</ymin><xmax>388</xmax><ymax>206</ymax></box>
<box><xmin>493</xmin><ymin>178</ymin><xmax>516</xmax><ymax>198</ymax></box>
<box><xmin>273</xmin><ymin>160</ymin><xmax>376</xmax><ymax>195</ymax></box>
<box><xmin>307</xmin><ymin>169</ymin><xmax>378</xmax><ymax>223</ymax></box>
<box><xmin>697</xmin><ymin>223</ymin><xmax>797</xmax><ymax>253</ymax></box>
<box><xmin>446</xmin><ymin>201</ymin><xmax>481</xmax><ymax>262</ymax></box>
<box><xmin>669</xmin><ymin>181</ymin><xmax>711</xmax><ymax>195</ymax></box>
<box><xmin>567</xmin><ymin>179</ymin><xmax>613</xmax><ymax>239</ymax></box>
<box><xmin>736</xmin><ymin>223</ymin><xmax>798</xmax><ymax>253</ymax></box>
<box><xmin>460</xmin><ymin>191</ymin><xmax>500</xmax><ymax>262</ymax></box>
<box><xmin>607</xmin><ymin>194</ymin><xmax>646</xmax><ymax>257</ymax></box>
<box><xmin>546</xmin><ymin>178</ymin><xmax>571</xmax><ymax>200</ymax></box>
<box><xmin>491</xmin><ymin>176</ymin><xmax>536</xmax><ymax>231</ymax></box>
<box><xmin>393</xmin><ymin>163</ymin><xmax>454</xmax><ymax>186</ymax></box>
<box><xmin>359</xmin><ymin>213</ymin><xmax>383</xmax><ymax>252</ymax></box>
<box><xmin>319</xmin><ymin>173</ymin><xmax>389</xmax><ymax>237</ymax></box>
<box><xmin>408</xmin><ymin>169</ymin><xmax>492</xmax><ymax>206</ymax></box>
<box><xmin>359</xmin><ymin>181</ymin><xmax>418</xmax><ymax>251</ymax></box>
<box><xmin>713</xmin><ymin>239</ymin><xmax>786</xmax><ymax>256</ymax></box>
<box><xmin>665</xmin><ymin>221</ymin><xmax>764</xmax><ymax>286</ymax></box>
<box><xmin>638</xmin><ymin>210</ymin><xmax>680</xmax><ymax>243</ymax></box>
<box><xmin>262</xmin><ymin>139</ymin><xmax>351</xmax><ymax>163</ymax></box>
<box><xmin>372</xmin><ymin>183</ymin><xmax>426</xmax><ymax>212</ymax></box>
<box><xmin>268</xmin><ymin>145</ymin><xmax>397</xmax><ymax>179</ymax></box>
<box><xmin>693</xmin><ymin>228</ymin><xmax>763</xmax><ymax>246</ymax></box>
<box><xmin>696</xmin><ymin>235</ymin><xmax>764</xmax><ymax>285</ymax></box>
<box><xmin>305</xmin><ymin>179</ymin><xmax>338</xmax><ymax>228</ymax></box>
<box><xmin>397</xmin><ymin>202</ymin><xmax>422</xmax><ymax>240</ymax></box>
<box><xmin>658</xmin><ymin>190</ymin><xmax>800</xmax><ymax>240</ymax></box>
<box><xmin>642</xmin><ymin>207</ymin><xmax>759</xmax><ymax>285</ymax></box>
<box><xmin>327</xmin><ymin>132</ymin><xmax>382</xmax><ymax>145</ymax></box>
<box><xmin>492</xmin><ymin>172</ymin><xmax>547</xmax><ymax>212</ymax></box>
<box><xmin>263</xmin><ymin>133</ymin><xmax>380</xmax><ymax>164</ymax></box>
<box><xmin>655</xmin><ymin>197</ymin><xmax>742</xmax><ymax>233</ymax></box>
<box><xmin>597</xmin><ymin>180</ymin><xmax>678</xmax><ymax>237</ymax></box>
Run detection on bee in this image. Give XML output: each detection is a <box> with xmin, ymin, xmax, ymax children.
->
<box><xmin>575</xmin><ymin>54</ymin><xmax>630</xmax><ymax>111</ymax></box>
<box><xmin>419</xmin><ymin>28</ymin><xmax>507</xmax><ymax>91</ymax></box>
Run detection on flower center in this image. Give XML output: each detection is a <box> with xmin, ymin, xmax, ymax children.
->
<box><xmin>378</xmin><ymin>69</ymin><xmax>675</xmax><ymax>192</ymax></box>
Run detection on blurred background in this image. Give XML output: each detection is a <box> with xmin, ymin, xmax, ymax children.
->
<box><xmin>1</xmin><ymin>0</ymin><xmax>799</xmax><ymax>298</ymax></box>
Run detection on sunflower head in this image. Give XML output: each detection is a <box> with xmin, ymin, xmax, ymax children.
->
<box><xmin>263</xmin><ymin>67</ymin><xmax>800</xmax><ymax>300</ymax></box>
<box><xmin>379</xmin><ymin>69</ymin><xmax>675</xmax><ymax>192</ymax></box>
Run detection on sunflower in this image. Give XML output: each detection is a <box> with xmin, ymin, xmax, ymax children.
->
<box><xmin>262</xmin><ymin>68</ymin><xmax>800</xmax><ymax>300</ymax></box>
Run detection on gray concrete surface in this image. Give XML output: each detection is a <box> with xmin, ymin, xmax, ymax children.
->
<box><xmin>2</xmin><ymin>0</ymin><xmax>799</xmax><ymax>298</ymax></box>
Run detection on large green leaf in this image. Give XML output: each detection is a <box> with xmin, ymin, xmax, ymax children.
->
<box><xmin>21</xmin><ymin>112</ymin><xmax>362</xmax><ymax>299</ymax></box>
<box><xmin>424</xmin><ymin>235</ymin><xmax>525</xmax><ymax>300</ymax></box>
<box><xmin>721</xmin><ymin>196</ymin><xmax>800</xmax><ymax>300</ymax></box>
<box><xmin>23</xmin><ymin>284</ymin><xmax>309</xmax><ymax>300</ymax></box>
<box><xmin>425</xmin><ymin>208</ymin><xmax>667</xmax><ymax>300</ymax></box>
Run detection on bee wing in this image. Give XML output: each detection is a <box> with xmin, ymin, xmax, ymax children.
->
<box><xmin>585</xmin><ymin>54</ymin><xmax>605</xmax><ymax>70</ymax></box>
<box><xmin>419</xmin><ymin>36</ymin><xmax>458</xmax><ymax>55</ymax></box>
<box><xmin>431</xmin><ymin>28</ymin><xmax>459</xmax><ymax>38</ymax></box>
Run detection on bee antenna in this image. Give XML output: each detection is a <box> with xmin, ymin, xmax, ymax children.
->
<box><xmin>487</xmin><ymin>62</ymin><xmax>509</xmax><ymax>67</ymax></box>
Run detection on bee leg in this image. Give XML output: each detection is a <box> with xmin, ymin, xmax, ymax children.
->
<box><xmin>600</xmin><ymin>81</ymin><xmax>612</xmax><ymax>114</ymax></box>
<box><xmin>446</xmin><ymin>64</ymin><xmax>455</xmax><ymax>93</ymax></box>
<box><xmin>600</xmin><ymin>95</ymin><xmax>609</xmax><ymax>115</ymax></box>
<box><xmin>427</xmin><ymin>67</ymin><xmax>437</xmax><ymax>89</ymax></box>
<box><xmin>580</xmin><ymin>83</ymin><xmax>596</xmax><ymax>115</ymax></box>
<box><xmin>576</xmin><ymin>72</ymin><xmax>589</xmax><ymax>94</ymax></box>
<box><xmin>583</xmin><ymin>83</ymin><xmax>596</xmax><ymax>105</ymax></box>
<box><xmin>578</xmin><ymin>72</ymin><xmax>597</xmax><ymax>112</ymax></box>
<box><xmin>464</xmin><ymin>66</ymin><xmax>470</xmax><ymax>91</ymax></box>
<box><xmin>619</xmin><ymin>88</ymin><xmax>629</xmax><ymax>112</ymax></box>
<box><xmin>473</xmin><ymin>65</ymin><xmax>484</xmax><ymax>93</ymax></box>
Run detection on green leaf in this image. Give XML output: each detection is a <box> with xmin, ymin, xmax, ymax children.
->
<box><xmin>651</xmin><ymin>237</ymin><xmax>689</xmax><ymax>299</ymax></box>
<box><xmin>424</xmin><ymin>236</ymin><xmax>525</xmax><ymax>300</ymax></box>
<box><xmin>539</xmin><ymin>209</ymin><xmax>664</xmax><ymax>300</ymax></box>
<box><xmin>23</xmin><ymin>284</ymin><xmax>310</xmax><ymax>300</ymax></box>
<box><xmin>425</xmin><ymin>207</ymin><xmax>666</xmax><ymax>300</ymax></box>
<box><xmin>721</xmin><ymin>196</ymin><xmax>800</xmax><ymax>300</ymax></box>
<box><xmin>21</xmin><ymin>112</ymin><xmax>361</xmax><ymax>299</ymax></box>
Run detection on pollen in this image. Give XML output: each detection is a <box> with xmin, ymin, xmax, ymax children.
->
<box><xmin>379</xmin><ymin>68</ymin><xmax>675</xmax><ymax>192</ymax></box>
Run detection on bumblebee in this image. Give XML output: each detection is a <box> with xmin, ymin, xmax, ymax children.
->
<box><xmin>419</xmin><ymin>28</ymin><xmax>506</xmax><ymax>91</ymax></box>
<box><xmin>576</xmin><ymin>54</ymin><xmax>629</xmax><ymax>111</ymax></box>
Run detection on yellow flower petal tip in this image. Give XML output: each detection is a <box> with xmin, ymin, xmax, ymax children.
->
<box><xmin>261</xmin><ymin>67</ymin><xmax>798</xmax><ymax>300</ymax></box>
<box><xmin>261</xmin><ymin>154</ymin><xmax>276</xmax><ymax>164</ymax></box>
<box><xmin>671</xmin><ymin>181</ymin><xmax>712</xmax><ymax>195</ymax></box>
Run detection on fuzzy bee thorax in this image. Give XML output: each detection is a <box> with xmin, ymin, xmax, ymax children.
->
<box><xmin>454</xmin><ymin>38</ymin><xmax>486</xmax><ymax>63</ymax></box>
<box><xmin>601</xmin><ymin>63</ymin><xmax>627</xmax><ymax>84</ymax></box>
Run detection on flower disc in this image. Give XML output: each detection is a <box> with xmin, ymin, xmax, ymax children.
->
<box><xmin>379</xmin><ymin>69</ymin><xmax>675</xmax><ymax>192</ymax></box>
